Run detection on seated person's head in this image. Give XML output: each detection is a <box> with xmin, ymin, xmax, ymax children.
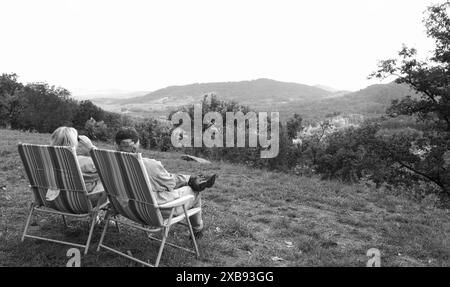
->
<box><xmin>50</xmin><ymin>127</ymin><xmax>78</xmax><ymax>148</ymax></box>
<box><xmin>114</xmin><ymin>127</ymin><xmax>140</xmax><ymax>152</ymax></box>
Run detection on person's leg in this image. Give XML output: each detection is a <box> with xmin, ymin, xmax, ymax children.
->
<box><xmin>171</xmin><ymin>186</ymin><xmax>203</xmax><ymax>232</ymax></box>
<box><xmin>173</xmin><ymin>174</ymin><xmax>191</xmax><ymax>189</ymax></box>
<box><xmin>173</xmin><ymin>173</ymin><xmax>217</xmax><ymax>192</ymax></box>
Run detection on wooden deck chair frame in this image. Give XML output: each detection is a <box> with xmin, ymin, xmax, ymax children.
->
<box><xmin>90</xmin><ymin>148</ymin><xmax>201</xmax><ymax>267</ymax></box>
<box><xmin>18</xmin><ymin>143</ymin><xmax>106</xmax><ymax>254</ymax></box>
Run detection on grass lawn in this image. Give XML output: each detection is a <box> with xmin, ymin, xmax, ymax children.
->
<box><xmin>0</xmin><ymin>128</ymin><xmax>449</xmax><ymax>266</ymax></box>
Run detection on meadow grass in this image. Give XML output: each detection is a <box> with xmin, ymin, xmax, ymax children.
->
<box><xmin>0</xmin><ymin>128</ymin><xmax>449</xmax><ymax>266</ymax></box>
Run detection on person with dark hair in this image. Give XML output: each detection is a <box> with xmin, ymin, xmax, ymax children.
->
<box><xmin>114</xmin><ymin>127</ymin><xmax>216</xmax><ymax>238</ymax></box>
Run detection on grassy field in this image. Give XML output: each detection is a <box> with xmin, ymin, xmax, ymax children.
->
<box><xmin>1</xmin><ymin>128</ymin><xmax>449</xmax><ymax>267</ymax></box>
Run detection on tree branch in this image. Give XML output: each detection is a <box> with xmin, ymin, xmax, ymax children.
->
<box><xmin>402</xmin><ymin>77</ymin><xmax>450</xmax><ymax>130</ymax></box>
<box><xmin>395</xmin><ymin>159</ymin><xmax>445</xmax><ymax>190</ymax></box>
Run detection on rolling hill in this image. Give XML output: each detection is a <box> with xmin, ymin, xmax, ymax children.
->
<box><xmin>91</xmin><ymin>78</ymin><xmax>333</xmax><ymax>119</ymax></box>
<box><xmin>91</xmin><ymin>79</ymin><xmax>417</xmax><ymax>122</ymax></box>
<box><xmin>275</xmin><ymin>82</ymin><xmax>418</xmax><ymax>121</ymax></box>
<box><xmin>114</xmin><ymin>78</ymin><xmax>331</xmax><ymax>105</ymax></box>
<box><xmin>74</xmin><ymin>90</ymin><xmax>149</xmax><ymax>100</ymax></box>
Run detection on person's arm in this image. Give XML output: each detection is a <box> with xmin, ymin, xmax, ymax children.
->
<box><xmin>144</xmin><ymin>159</ymin><xmax>178</xmax><ymax>191</ymax></box>
<box><xmin>77</xmin><ymin>155</ymin><xmax>98</xmax><ymax>182</ymax></box>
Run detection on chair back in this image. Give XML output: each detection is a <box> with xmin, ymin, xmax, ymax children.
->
<box><xmin>90</xmin><ymin>148</ymin><xmax>164</xmax><ymax>227</ymax></box>
<box><xmin>18</xmin><ymin>143</ymin><xmax>91</xmax><ymax>214</ymax></box>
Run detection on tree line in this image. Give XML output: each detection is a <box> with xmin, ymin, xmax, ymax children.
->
<box><xmin>0</xmin><ymin>73</ymin><xmax>180</xmax><ymax>152</ymax></box>
<box><xmin>0</xmin><ymin>73</ymin><xmax>136</xmax><ymax>141</ymax></box>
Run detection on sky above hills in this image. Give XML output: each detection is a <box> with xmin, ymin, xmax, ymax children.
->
<box><xmin>0</xmin><ymin>0</ymin><xmax>437</xmax><ymax>96</ymax></box>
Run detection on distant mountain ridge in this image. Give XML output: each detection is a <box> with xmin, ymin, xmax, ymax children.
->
<box><xmin>275</xmin><ymin>82</ymin><xmax>417</xmax><ymax>121</ymax></box>
<box><xmin>92</xmin><ymin>78</ymin><xmax>335</xmax><ymax>119</ymax></box>
<box><xmin>75</xmin><ymin>90</ymin><xmax>149</xmax><ymax>100</ymax></box>
<box><xmin>90</xmin><ymin>79</ymin><xmax>416</xmax><ymax>121</ymax></box>
<box><xmin>111</xmin><ymin>78</ymin><xmax>332</xmax><ymax>107</ymax></box>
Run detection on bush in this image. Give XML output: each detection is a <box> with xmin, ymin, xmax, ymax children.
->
<box><xmin>73</xmin><ymin>100</ymin><xmax>105</xmax><ymax>130</ymax></box>
<box><xmin>83</xmin><ymin>118</ymin><xmax>109</xmax><ymax>141</ymax></box>
<box><xmin>83</xmin><ymin>118</ymin><xmax>110</xmax><ymax>141</ymax></box>
<box><xmin>134</xmin><ymin>118</ymin><xmax>173</xmax><ymax>151</ymax></box>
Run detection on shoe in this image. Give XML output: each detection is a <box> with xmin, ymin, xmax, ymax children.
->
<box><xmin>188</xmin><ymin>174</ymin><xmax>217</xmax><ymax>192</ymax></box>
<box><xmin>205</xmin><ymin>174</ymin><xmax>217</xmax><ymax>188</ymax></box>
<box><xmin>188</xmin><ymin>176</ymin><xmax>200</xmax><ymax>191</ymax></box>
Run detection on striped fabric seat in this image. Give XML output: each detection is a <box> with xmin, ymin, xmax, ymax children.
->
<box><xmin>90</xmin><ymin>148</ymin><xmax>201</xmax><ymax>267</ymax></box>
<box><xmin>18</xmin><ymin>143</ymin><xmax>105</xmax><ymax>254</ymax></box>
<box><xmin>18</xmin><ymin>143</ymin><xmax>91</xmax><ymax>213</ymax></box>
<box><xmin>90</xmin><ymin>148</ymin><xmax>163</xmax><ymax>226</ymax></box>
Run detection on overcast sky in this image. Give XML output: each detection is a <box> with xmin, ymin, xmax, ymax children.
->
<box><xmin>0</xmin><ymin>0</ymin><xmax>438</xmax><ymax>95</ymax></box>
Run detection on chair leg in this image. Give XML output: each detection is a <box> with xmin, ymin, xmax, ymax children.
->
<box><xmin>62</xmin><ymin>215</ymin><xmax>68</xmax><ymax>228</ymax></box>
<box><xmin>84</xmin><ymin>212</ymin><xmax>97</xmax><ymax>255</ymax></box>
<box><xmin>115</xmin><ymin>217</ymin><xmax>120</xmax><ymax>233</ymax></box>
<box><xmin>97</xmin><ymin>212</ymin><xmax>111</xmax><ymax>252</ymax></box>
<box><xmin>155</xmin><ymin>227</ymin><xmax>169</xmax><ymax>267</ymax></box>
<box><xmin>21</xmin><ymin>204</ymin><xmax>35</xmax><ymax>242</ymax></box>
<box><xmin>183</xmin><ymin>205</ymin><xmax>200</xmax><ymax>257</ymax></box>
<box><xmin>154</xmin><ymin>209</ymin><xmax>174</xmax><ymax>267</ymax></box>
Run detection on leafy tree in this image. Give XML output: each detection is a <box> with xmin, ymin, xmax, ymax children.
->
<box><xmin>316</xmin><ymin>123</ymin><xmax>376</xmax><ymax>182</ymax></box>
<box><xmin>12</xmin><ymin>83</ymin><xmax>77</xmax><ymax>133</ymax></box>
<box><xmin>370</xmin><ymin>1</ymin><xmax>450</xmax><ymax>194</ymax></box>
<box><xmin>286</xmin><ymin>113</ymin><xmax>303</xmax><ymax>139</ymax></box>
<box><xmin>134</xmin><ymin>118</ymin><xmax>173</xmax><ymax>151</ymax></box>
<box><xmin>84</xmin><ymin>118</ymin><xmax>109</xmax><ymax>141</ymax></box>
<box><xmin>300</xmin><ymin>120</ymin><xmax>333</xmax><ymax>166</ymax></box>
<box><xmin>169</xmin><ymin>94</ymin><xmax>268</xmax><ymax>163</ymax></box>
<box><xmin>0</xmin><ymin>73</ymin><xmax>23</xmax><ymax>127</ymax></box>
<box><xmin>73</xmin><ymin>100</ymin><xmax>105</xmax><ymax>130</ymax></box>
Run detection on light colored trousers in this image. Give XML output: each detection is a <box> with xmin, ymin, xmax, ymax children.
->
<box><xmin>160</xmin><ymin>174</ymin><xmax>203</xmax><ymax>232</ymax></box>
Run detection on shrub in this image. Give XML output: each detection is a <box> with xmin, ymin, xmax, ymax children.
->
<box><xmin>134</xmin><ymin>118</ymin><xmax>173</xmax><ymax>151</ymax></box>
<box><xmin>83</xmin><ymin>118</ymin><xmax>109</xmax><ymax>141</ymax></box>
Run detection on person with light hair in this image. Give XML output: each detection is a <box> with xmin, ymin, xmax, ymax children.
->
<box><xmin>113</xmin><ymin>127</ymin><xmax>217</xmax><ymax>238</ymax></box>
<box><xmin>50</xmin><ymin>126</ymin><xmax>104</xmax><ymax>205</ymax></box>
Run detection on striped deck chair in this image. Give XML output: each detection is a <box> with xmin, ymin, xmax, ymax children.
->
<box><xmin>18</xmin><ymin>143</ymin><xmax>106</xmax><ymax>254</ymax></box>
<box><xmin>90</xmin><ymin>148</ymin><xmax>201</xmax><ymax>267</ymax></box>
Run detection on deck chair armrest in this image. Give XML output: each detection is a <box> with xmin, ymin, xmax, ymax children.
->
<box><xmin>158</xmin><ymin>195</ymin><xmax>194</xmax><ymax>209</ymax></box>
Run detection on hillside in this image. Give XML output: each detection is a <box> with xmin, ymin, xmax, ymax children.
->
<box><xmin>274</xmin><ymin>82</ymin><xmax>417</xmax><ymax>121</ymax></box>
<box><xmin>1</xmin><ymin>129</ymin><xmax>450</xmax><ymax>266</ymax></box>
<box><xmin>92</xmin><ymin>78</ymin><xmax>333</xmax><ymax>119</ymax></box>
<box><xmin>314</xmin><ymin>84</ymin><xmax>352</xmax><ymax>96</ymax></box>
<box><xmin>91</xmin><ymin>80</ymin><xmax>416</xmax><ymax>122</ymax></box>
<box><xmin>116</xmin><ymin>78</ymin><xmax>331</xmax><ymax>106</ymax></box>
<box><xmin>74</xmin><ymin>90</ymin><xmax>149</xmax><ymax>101</ymax></box>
